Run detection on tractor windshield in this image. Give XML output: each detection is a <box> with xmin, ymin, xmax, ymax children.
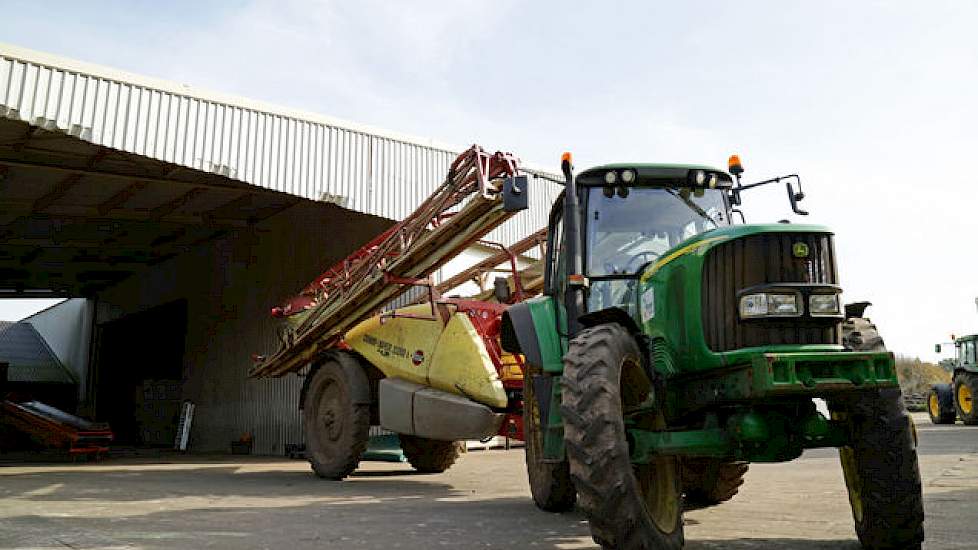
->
<box><xmin>585</xmin><ymin>186</ymin><xmax>728</xmax><ymax>277</ymax></box>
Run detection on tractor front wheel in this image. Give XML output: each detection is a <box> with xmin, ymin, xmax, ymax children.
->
<box><xmin>830</xmin><ymin>389</ymin><xmax>924</xmax><ymax>550</ymax></box>
<box><xmin>399</xmin><ymin>435</ymin><xmax>464</xmax><ymax>473</ymax></box>
<box><xmin>303</xmin><ymin>352</ymin><xmax>371</xmax><ymax>480</ymax></box>
<box><xmin>562</xmin><ymin>323</ymin><xmax>683</xmax><ymax>550</ymax></box>
<box><xmin>523</xmin><ymin>364</ymin><xmax>576</xmax><ymax>512</ymax></box>
<box><xmin>954</xmin><ymin>373</ymin><xmax>978</xmax><ymax>425</ymax></box>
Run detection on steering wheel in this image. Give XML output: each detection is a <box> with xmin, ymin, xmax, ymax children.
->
<box><xmin>625</xmin><ymin>251</ymin><xmax>659</xmax><ymax>273</ymax></box>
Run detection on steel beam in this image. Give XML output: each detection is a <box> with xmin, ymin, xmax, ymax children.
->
<box><xmin>435</xmin><ymin>228</ymin><xmax>547</xmax><ymax>294</ymax></box>
<box><xmin>149</xmin><ymin>187</ymin><xmax>208</xmax><ymax>220</ymax></box>
<box><xmin>31</xmin><ymin>173</ymin><xmax>83</xmax><ymax>212</ymax></box>
<box><xmin>96</xmin><ymin>181</ymin><xmax>148</xmax><ymax>215</ymax></box>
<box><xmin>0</xmin><ymin>154</ymin><xmax>254</xmax><ymax>193</ymax></box>
<box><xmin>0</xmin><ymin>201</ymin><xmax>251</xmax><ymax>229</ymax></box>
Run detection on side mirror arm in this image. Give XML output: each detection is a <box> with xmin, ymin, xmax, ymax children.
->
<box><xmin>734</xmin><ymin>173</ymin><xmax>809</xmax><ymax>216</ymax></box>
<box><xmin>728</xmin><ymin>188</ymin><xmax>742</xmax><ymax>206</ymax></box>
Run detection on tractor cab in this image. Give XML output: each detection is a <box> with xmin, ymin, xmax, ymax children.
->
<box><xmin>955</xmin><ymin>335</ymin><xmax>978</xmax><ymax>369</ymax></box>
<box><xmin>567</xmin><ymin>165</ymin><xmax>733</xmax><ymax>315</ymax></box>
<box><xmin>546</xmin><ymin>155</ymin><xmax>810</xmax><ymax>331</ymax></box>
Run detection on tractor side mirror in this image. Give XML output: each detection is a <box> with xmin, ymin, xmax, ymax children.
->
<box><xmin>935</xmin><ymin>344</ymin><xmax>942</xmax><ymax>353</ymax></box>
<box><xmin>786</xmin><ymin>179</ymin><xmax>808</xmax><ymax>216</ymax></box>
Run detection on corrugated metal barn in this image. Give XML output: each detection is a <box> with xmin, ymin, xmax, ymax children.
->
<box><xmin>0</xmin><ymin>43</ymin><xmax>561</xmax><ymax>454</ymax></box>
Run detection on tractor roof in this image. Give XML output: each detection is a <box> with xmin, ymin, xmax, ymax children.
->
<box><xmin>585</xmin><ymin>163</ymin><xmax>724</xmax><ymax>174</ymax></box>
<box><xmin>578</xmin><ymin>163</ymin><xmax>731</xmax><ymax>186</ymax></box>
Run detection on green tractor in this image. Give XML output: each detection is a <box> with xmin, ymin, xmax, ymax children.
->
<box><xmin>929</xmin><ymin>334</ymin><xmax>978</xmax><ymax>424</ymax></box>
<box><xmin>501</xmin><ymin>154</ymin><xmax>923</xmax><ymax>549</ymax></box>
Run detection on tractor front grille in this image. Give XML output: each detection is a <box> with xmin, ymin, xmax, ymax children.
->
<box><xmin>701</xmin><ymin>232</ymin><xmax>842</xmax><ymax>352</ymax></box>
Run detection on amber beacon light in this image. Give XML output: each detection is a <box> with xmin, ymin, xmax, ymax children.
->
<box><xmin>728</xmin><ymin>154</ymin><xmax>744</xmax><ymax>175</ymax></box>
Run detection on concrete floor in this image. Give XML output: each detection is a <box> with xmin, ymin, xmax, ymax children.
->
<box><xmin>0</xmin><ymin>412</ymin><xmax>974</xmax><ymax>549</ymax></box>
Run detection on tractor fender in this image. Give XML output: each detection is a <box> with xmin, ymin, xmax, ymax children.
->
<box><xmin>580</xmin><ymin>307</ymin><xmax>656</xmax><ymax>385</ymax></box>
<box><xmin>501</xmin><ymin>302</ymin><xmax>543</xmax><ymax>367</ymax></box>
<box><xmin>578</xmin><ymin>307</ymin><xmax>642</xmax><ymax>335</ymax></box>
<box><xmin>957</xmin><ymin>364</ymin><xmax>978</xmax><ymax>376</ymax></box>
<box><xmin>298</xmin><ymin>351</ymin><xmax>372</xmax><ymax>411</ymax></box>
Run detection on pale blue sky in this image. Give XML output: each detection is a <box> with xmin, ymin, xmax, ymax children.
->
<box><xmin>2</xmin><ymin>1</ymin><xmax>976</xmax><ymax>360</ymax></box>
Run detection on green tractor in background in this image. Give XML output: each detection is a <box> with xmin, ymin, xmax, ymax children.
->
<box><xmin>501</xmin><ymin>154</ymin><xmax>923</xmax><ymax>549</ymax></box>
<box><xmin>929</xmin><ymin>334</ymin><xmax>978</xmax><ymax>424</ymax></box>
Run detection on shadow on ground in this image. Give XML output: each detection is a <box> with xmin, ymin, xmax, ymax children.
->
<box><xmin>0</xmin><ymin>452</ymin><xmax>973</xmax><ymax>549</ymax></box>
<box><xmin>685</xmin><ymin>541</ymin><xmax>860</xmax><ymax>549</ymax></box>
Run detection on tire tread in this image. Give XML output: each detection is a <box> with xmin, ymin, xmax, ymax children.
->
<box><xmin>561</xmin><ymin>323</ymin><xmax>683</xmax><ymax>550</ymax></box>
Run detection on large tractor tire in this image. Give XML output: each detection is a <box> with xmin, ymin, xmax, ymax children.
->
<box><xmin>399</xmin><ymin>435</ymin><xmax>464</xmax><ymax>473</ymax></box>
<box><xmin>682</xmin><ymin>459</ymin><xmax>749</xmax><ymax>509</ymax></box>
<box><xmin>302</xmin><ymin>352</ymin><xmax>371</xmax><ymax>480</ymax></box>
<box><xmin>562</xmin><ymin>323</ymin><xmax>684</xmax><ymax>550</ymax></box>
<box><xmin>842</xmin><ymin>316</ymin><xmax>885</xmax><ymax>352</ymax></box>
<box><xmin>953</xmin><ymin>372</ymin><xmax>978</xmax><ymax>425</ymax></box>
<box><xmin>829</xmin><ymin>389</ymin><xmax>924</xmax><ymax>550</ymax></box>
<box><xmin>928</xmin><ymin>384</ymin><xmax>956</xmax><ymax>424</ymax></box>
<box><xmin>523</xmin><ymin>364</ymin><xmax>576</xmax><ymax>512</ymax></box>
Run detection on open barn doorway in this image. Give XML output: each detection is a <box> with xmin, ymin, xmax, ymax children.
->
<box><xmin>92</xmin><ymin>300</ymin><xmax>187</xmax><ymax>446</ymax></box>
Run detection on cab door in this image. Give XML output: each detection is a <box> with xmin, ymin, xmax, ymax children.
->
<box><xmin>544</xmin><ymin>199</ymin><xmax>569</xmax><ymax>352</ymax></box>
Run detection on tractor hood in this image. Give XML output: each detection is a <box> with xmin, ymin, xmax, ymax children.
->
<box><xmin>640</xmin><ymin>223</ymin><xmax>834</xmax><ymax>283</ymax></box>
<box><xmin>637</xmin><ymin>222</ymin><xmax>843</xmax><ymax>375</ymax></box>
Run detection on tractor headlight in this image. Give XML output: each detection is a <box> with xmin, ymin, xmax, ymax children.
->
<box><xmin>809</xmin><ymin>294</ymin><xmax>842</xmax><ymax>317</ymax></box>
<box><xmin>739</xmin><ymin>293</ymin><xmax>801</xmax><ymax>318</ymax></box>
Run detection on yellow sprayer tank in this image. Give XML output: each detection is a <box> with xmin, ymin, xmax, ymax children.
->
<box><xmin>345</xmin><ymin>304</ymin><xmax>509</xmax><ymax>408</ymax></box>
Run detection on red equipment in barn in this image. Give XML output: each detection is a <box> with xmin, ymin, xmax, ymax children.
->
<box><xmin>0</xmin><ymin>399</ymin><xmax>113</xmax><ymax>457</ymax></box>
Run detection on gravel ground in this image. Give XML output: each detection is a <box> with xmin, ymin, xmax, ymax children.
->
<box><xmin>0</xmin><ymin>412</ymin><xmax>973</xmax><ymax>549</ymax></box>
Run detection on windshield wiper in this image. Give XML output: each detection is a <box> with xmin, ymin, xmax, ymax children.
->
<box><xmin>664</xmin><ymin>188</ymin><xmax>714</xmax><ymax>224</ymax></box>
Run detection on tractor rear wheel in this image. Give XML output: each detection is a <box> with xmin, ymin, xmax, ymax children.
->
<box><xmin>954</xmin><ymin>373</ymin><xmax>978</xmax><ymax>425</ymax></box>
<box><xmin>682</xmin><ymin>459</ymin><xmax>749</xmax><ymax>509</ymax></box>
<box><xmin>829</xmin><ymin>389</ymin><xmax>924</xmax><ymax>550</ymax></box>
<box><xmin>928</xmin><ymin>385</ymin><xmax>956</xmax><ymax>424</ymax></box>
<box><xmin>523</xmin><ymin>364</ymin><xmax>576</xmax><ymax>512</ymax></box>
<box><xmin>303</xmin><ymin>352</ymin><xmax>371</xmax><ymax>480</ymax></box>
<box><xmin>562</xmin><ymin>323</ymin><xmax>683</xmax><ymax>550</ymax></box>
<box><xmin>399</xmin><ymin>435</ymin><xmax>464</xmax><ymax>473</ymax></box>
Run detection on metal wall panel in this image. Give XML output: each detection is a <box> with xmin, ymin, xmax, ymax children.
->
<box><xmin>92</xmin><ymin>201</ymin><xmax>395</xmax><ymax>454</ymax></box>
<box><xmin>0</xmin><ymin>45</ymin><xmax>562</xmax><ymax>254</ymax></box>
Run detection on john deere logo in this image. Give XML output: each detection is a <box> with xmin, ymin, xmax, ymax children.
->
<box><xmin>792</xmin><ymin>242</ymin><xmax>810</xmax><ymax>258</ymax></box>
